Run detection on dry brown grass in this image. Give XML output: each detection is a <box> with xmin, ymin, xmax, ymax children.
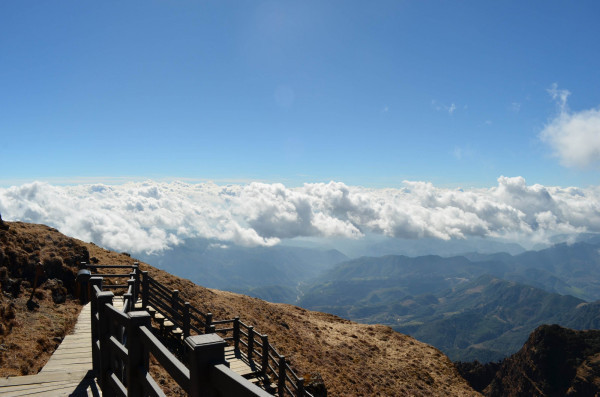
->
<box><xmin>82</xmin><ymin>240</ymin><xmax>480</xmax><ymax>396</ymax></box>
<box><xmin>0</xmin><ymin>222</ymin><xmax>84</xmax><ymax>376</ymax></box>
<box><xmin>1</xmin><ymin>220</ymin><xmax>479</xmax><ymax>395</ymax></box>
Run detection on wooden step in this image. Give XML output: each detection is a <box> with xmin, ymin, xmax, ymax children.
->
<box><xmin>171</xmin><ymin>328</ymin><xmax>184</xmax><ymax>340</ymax></box>
<box><xmin>158</xmin><ymin>320</ymin><xmax>173</xmax><ymax>337</ymax></box>
<box><xmin>154</xmin><ymin>313</ymin><xmax>165</xmax><ymax>324</ymax></box>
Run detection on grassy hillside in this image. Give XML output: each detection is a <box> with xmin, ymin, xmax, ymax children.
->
<box><xmin>0</xmin><ymin>220</ymin><xmax>479</xmax><ymax>396</ymax></box>
<box><xmin>0</xmin><ymin>221</ymin><xmax>87</xmax><ymax>375</ymax></box>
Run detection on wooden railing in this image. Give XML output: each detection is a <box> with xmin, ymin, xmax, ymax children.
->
<box><xmin>79</xmin><ymin>263</ymin><xmax>314</xmax><ymax>397</ymax></box>
<box><xmin>218</xmin><ymin>317</ymin><xmax>307</xmax><ymax>397</ymax></box>
<box><xmin>87</xmin><ymin>275</ymin><xmax>272</xmax><ymax>397</ymax></box>
<box><xmin>142</xmin><ymin>272</ymin><xmax>312</xmax><ymax>397</ymax></box>
<box><xmin>87</xmin><ymin>263</ymin><xmax>140</xmax><ymax>292</ymax></box>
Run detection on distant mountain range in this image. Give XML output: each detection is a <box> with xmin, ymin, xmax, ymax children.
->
<box><xmin>138</xmin><ymin>234</ymin><xmax>600</xmax><ymax>362</ymax></box>
<box><xmin>281</xmin><ymin>234</ymin><xmax>527</xmax><ymax>258</ymax></box>
<box><xmin>138</xmin><ymin>237</ymin><xmax>347</xmax><ymax>303</ymax></box>
<box><xmin>298</xmin><ymin>239</ymin><xmax>600</xmax><ymax>361</ymax></box>
<box><xmin>395</xmin><ymin>275</ymin><xmax>600</xmax><ymax>362</ymax></box>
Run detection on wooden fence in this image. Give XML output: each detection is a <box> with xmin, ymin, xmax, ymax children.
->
<box><xmin>80</xmin><ymin>263</ymin><xmax>313</xmax><ymax>397</ymax></box>
<box><xmin>87</xmin><ymin>274</ymin><xmax>272</xmax><ymax>397</ymax></box>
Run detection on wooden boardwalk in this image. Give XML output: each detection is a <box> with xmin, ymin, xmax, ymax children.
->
<box><xmin>0</xmin><ymin>298</ymin><xmax>263</xmax><ymax>396</ymax></box>
<box><xmin>225</xmin><ymin>346</ymin><xmax>261</xmax><ymax>377</ymax></box>
<box><xmin>0</xmin><ymin>299</ymin><xmax>123</xmax><ymax>397</ymax></box>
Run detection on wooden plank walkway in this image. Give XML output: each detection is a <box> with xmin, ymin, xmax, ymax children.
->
<box><xmin>225</xmin><ymin>346</ymin><xmax>261</xmax><ymax>377</ymax></box>
<box><xmin>0</xmin><ymin>298</ymin><xmax>123</xmax><ymax>397</ymax></box>
<box><xmin>0</xmin><ymin>299</ymin><xmax>266</xmax><ymax>396</ymax></box>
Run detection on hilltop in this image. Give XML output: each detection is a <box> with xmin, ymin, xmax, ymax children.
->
<box><xmin>0</xmin><ymin>220</ymin><xmax>478</xmax><ymax>396</ymax></box>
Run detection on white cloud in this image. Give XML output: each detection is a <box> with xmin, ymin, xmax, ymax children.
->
<box><xmin>1</xmin><ymin>178</ymin><xmax>599</xmax><ymax>254</ymax></box>
<box><xmin>540</xmin><ymin>84</ymin><xmax>600</xmax><ymax>168</ymax></box>
<box><xmin>547</xmin><ymin>83</ymin><xmax>570</xmax><ymax>112</ymax></box>
<box><xmin>432</xmin><ymin>100</ymin><xmax>460</xmax><ymax>115</ymax></box>
<box><xmin>448</xmin><ymin>103</ymin><xmax>456</xmax><ymax>115</ymax></box>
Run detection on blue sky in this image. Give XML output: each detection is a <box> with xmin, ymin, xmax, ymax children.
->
<box><xmin>1</xmin><ymin>1</ymin><xmax>600</xmax><ymax>188</ymax></box>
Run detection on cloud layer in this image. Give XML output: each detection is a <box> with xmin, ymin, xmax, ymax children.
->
<box><xmin>1</xmin><ymin>177</ymin><xmax>599</xmax><ymax>253</ymax></box>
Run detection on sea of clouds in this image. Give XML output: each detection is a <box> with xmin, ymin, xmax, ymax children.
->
<box><xmin>1</xmin><ymin>176</ymin><xmax>599</xmax><ymax>254</ymax></box>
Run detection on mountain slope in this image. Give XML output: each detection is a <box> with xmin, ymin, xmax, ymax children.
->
<box><xmin>88</xmin><ymin>242</ymin><xmax>479</xmax><ymax>396</ymax></box>
<box><xmin>1</xmin><ymin>221</ymin><xmax>479</xmax><ymax>396</ymax></box>
<box><xmin>0</xmin><ymin>221</ymin><xmax>88</xmax><ymax>376</ymax></box>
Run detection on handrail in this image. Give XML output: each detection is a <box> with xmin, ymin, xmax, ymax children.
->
<box><xmin>83</xmin><ymin>263</ymin><xmax>314</xmax><ymax>397</ymax></box>
<box><xmin>88</xmin><ymin>274</ymin><xmax>269</xmax><ymax>397</ymax></box>
<box><xmin>139</xmin><ymin>325</ymin><xmax>190</xmax><ymax>390</ymax></box>
<box><xmin>145</xmin><ymin>274</ymin><xmax>311</xmax><ymax>397</ymax></box>
<box><xmin>87</xmin><ymin>264</ymin><xmax>138</xmax><ymax>269</ymax></box>
<box><xmin>143</xmin><ymin>272</ymin><xmax>312</xmax><ymax>397</ymax></box>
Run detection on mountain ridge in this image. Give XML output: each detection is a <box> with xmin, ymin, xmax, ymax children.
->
<box><xmin>299</xmin><ymin>245</ymin><xmax>600</xmax><ymax>362</ymax></box>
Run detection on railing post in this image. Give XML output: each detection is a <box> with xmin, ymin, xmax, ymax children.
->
<box><xmin>233</xmin><ymin>317</ymin><xmax>240</xmax><ymax>351</ymax></box>
<box><xmin>89</xmin><ymin>277</ymin><xmax>103</xmax><ymax>376</ymax></box>
<box><xmin>96</xmin><ymin>291</ymin><xmax>114</xmax><ymax>393</ymax></box>
<box><xmin>89</xmin><ymin>277</ymin><xmax>103</xmax><ymax>316</ymax></box>
<box><xmin>278</xmin><ymin>355</ymin><xmax>286</xmax><ymax>397</ymax></box>
<box><xmin>183</xmin><ymin>302</ymin><xmax>191</xmax><ymax>338</ymax></box>
<box><xmin>126</xmin><ymin>311</ymin><xmax>151</xmax><ymax>397</ymax></box>
<box><xmin>205</xmin><ymin>313</ymin><xmax>213</xmax><ymax>334</ymax></box>
<box><xmin>297</xmin><ymin>377</ymin><xmax>305</xmax><ymax>397</ymax></box>
<box><xmin>125</xmin><ymin>279</ymin><xmax>135</xmax><ymax>312</ymax></box>
<box><xmin>171</xmin><ymin>290</ymin><xmax>180</xmax><ymax>323</ymax></box>
<box><xmin>141</xmin><ymin>271</ymin><xmax>149</xmax><ymax>309</ymax></box>
<box><xmin>247</xmin><ymin>326</ymin><xmax>254</xmax><ymax>363</ymax></box>
<box><xmin>261</xmin><ymin>335</ymin><xmax>269</xmax><ymax>377</ymax></box>
<box><xmin>75</xmin><ymin>269</ymin><xmax>92</xmax><ymax>303</ymax></box>
<box><xmin>133</xmin><ymin>263</ymin><xmax>140</xmax><ymax>302</ymax></box>
<box><xmin>186</xmin><ymin>334</ymin><xmax>228</xmax><ymax>396</ymax></box>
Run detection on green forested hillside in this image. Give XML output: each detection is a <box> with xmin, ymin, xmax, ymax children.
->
<box><xmin>394</xmin><ymin>275</ymin><xmax>592</xmax><ymax>362</ymax></box>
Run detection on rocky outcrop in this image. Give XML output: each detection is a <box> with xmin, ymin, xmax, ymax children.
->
<box><xmin>463</xmin><ymin>324</ymin><xmax>600</xmax><ymax>396</ymax></box>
